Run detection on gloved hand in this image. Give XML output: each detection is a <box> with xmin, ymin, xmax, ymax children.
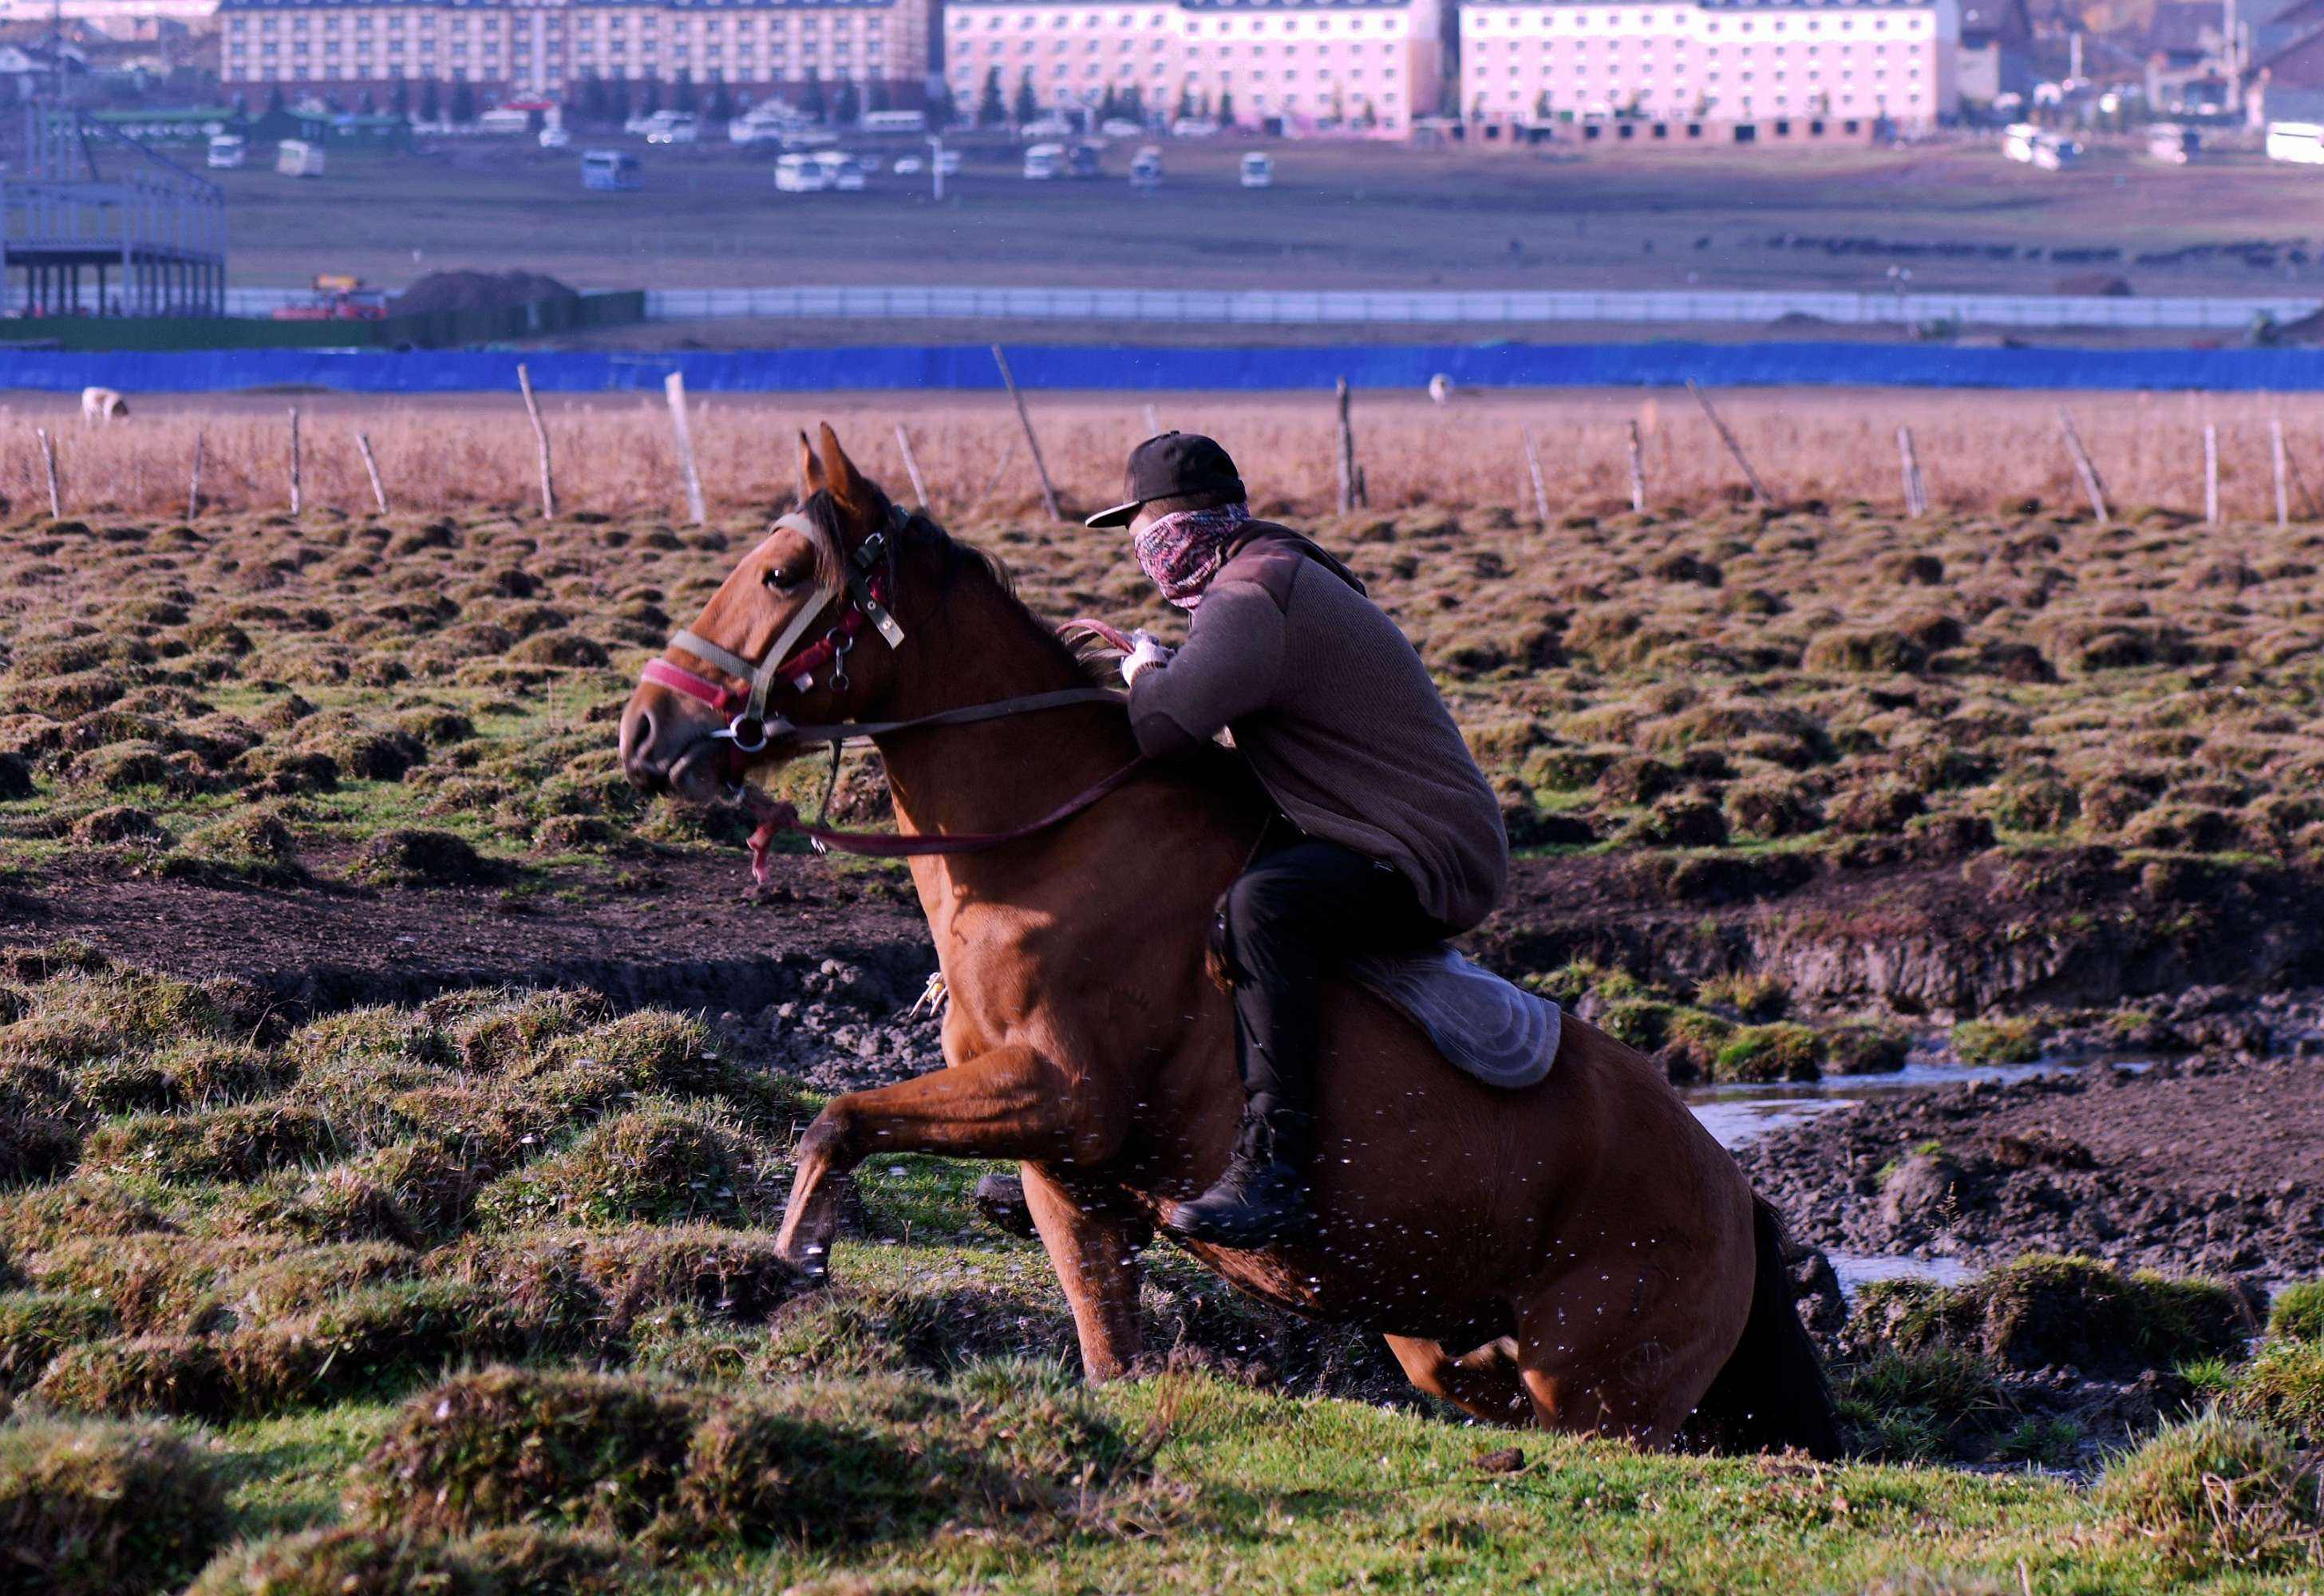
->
<box><xmin>1121</xmin><ymin>630</ymin><xmax>1173</xmax><ymax>685</ymax></box>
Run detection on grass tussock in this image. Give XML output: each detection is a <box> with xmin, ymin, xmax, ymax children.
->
<box><xmin>0</xmin><ymin>1418</ymin><xmax>228</xmax><ymax>1595</ymax></box>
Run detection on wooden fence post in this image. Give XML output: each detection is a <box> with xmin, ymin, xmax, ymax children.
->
<box><xmin>1334</xmin><ymin>377</ymin><xmax>1359</xmax><ymax>514</ymax></box>
<box><xmin>517</xmin><ymin>362</ymin><xmax>555</xmax><ymax>520</ymax></box>
<box><xmin>1687</xmin><ymin>381</ymin><xmax>1772</xmax><ymax>507</ymax></box>
<box><xmin>2057</xmin><ymin>409</ymin><xmax>2109</xmax><ymax>523</ymax></box>
<box><xmin>287</xmin><ymin>406</ymin><xmax>302</xmax><ymax>517</ymax></box>
<box><xmin>990</xmin><ymin>345</ymin><xmax>1061</xmax><ymax>520</ymax></box>
<box><xmin>354</xmin><ymin>431</ymin><xmax>388</xmax><ymax>516</ymax></box>
<box><xmin>34</xmin><ymin>429</ymin><xmax>59</xmax><ymax>519</ymax></box>
<box><xmin>186</xmin><ymin>430</ymin><xmax>204</xmax><ymax>523</ymax></box>
<box><xmin>1142</xmin><ymin>402</ymin><xmax>1162</xmax><ymax>437</ymax></box>
<box><xmin>663</xmin><ymin>371</ymin><xmax>707</xmax><ymax>526</ymax></box>
<box><xmin>2271</xmin><ymin>418</ymin><xmax>2290</xmax><ymax>529</ymax></box>
<box><xmin>893</xmin><ymin>422</ymin><xmax>929</xmax><ymax>510</ymax></box>
<box><xmin>1520</xmin><ymin>424</ymin><xmax>1550</xmax><ymax>525</ymax></box>
<box><xmin>1897</xmin><ymin>425</ymin><xmax>1927</xmax><ymax>516</ymax></box>
<box><xmin>2203</xmin><ymin>423</ymin><xmax>2219</xmax><ymax>527</ymax></box>
<box><xmin>1626</xmin><ymin>421</ymin><xmax>1648</xmax><ymax>514</ymax></box>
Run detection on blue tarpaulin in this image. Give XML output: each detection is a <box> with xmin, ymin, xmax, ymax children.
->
<box><xmin>3</xmin><ymin>342</ymin><xmax>2322</xmax><ymax>393</ymax></box>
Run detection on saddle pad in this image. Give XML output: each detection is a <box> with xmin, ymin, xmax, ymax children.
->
<box><xmin>1347</xmin><ymin>945</ymin><xmax>1561</xmax><ymax>1091</ymax></box>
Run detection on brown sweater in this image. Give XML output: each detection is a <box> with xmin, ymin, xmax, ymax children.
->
<box><xmin>1127</xmin><ymin>524</ymin><xmax>1509</xmax><ymax>931</ymax></box>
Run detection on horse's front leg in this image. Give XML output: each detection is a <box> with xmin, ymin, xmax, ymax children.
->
<box><xmin>774</xmin><ymin>1042</ymin><xmax>1090</xmax><ymax>1275</ymax></box>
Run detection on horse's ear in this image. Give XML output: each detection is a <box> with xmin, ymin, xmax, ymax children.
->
<box><xmin>796</xmin><ymin>431</ymin><xmax>824</xmax><ymax>502</ymax></box>
<box><xmin>816</xmin><ymin>423</ymin><xmax>873</xmax><ymax>519</ymax></box>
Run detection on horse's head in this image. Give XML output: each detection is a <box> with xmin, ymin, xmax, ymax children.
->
<box><xmin>620</xmin><ymin>424</ymin><xmax>907</xmax><ymax>804</ymax></box>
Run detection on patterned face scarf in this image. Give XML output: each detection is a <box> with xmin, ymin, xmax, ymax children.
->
<box><xmin>1133</xmin><ymin>502</ymin><xmax>1249</xmax><ymax>609</ymax></box>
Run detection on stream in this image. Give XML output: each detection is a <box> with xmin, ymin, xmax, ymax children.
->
<box><xmin>1684</xmin><ymin>1055</ymin><xmax>2136</xmax><ymax>1295</ymax></box>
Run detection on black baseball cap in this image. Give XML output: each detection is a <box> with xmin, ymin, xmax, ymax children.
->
<box><xmin>1085</xmin><ymin>432</ymin><xmax>1245</xmax><ymax>528</ymax></box>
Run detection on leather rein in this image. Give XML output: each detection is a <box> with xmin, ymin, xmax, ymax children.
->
<box><xmin>638</xmin><ymin>508</ymin><xmax>1141</xmax><ymax>879</ymax></box>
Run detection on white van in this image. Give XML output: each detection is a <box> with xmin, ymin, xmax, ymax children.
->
<box><xmin>275</xmin><ymin>139</ymin><xmax>326</xmax><ymax>177</ymax></box>
<box><xmin>1129</xmin><ymin>145</ymin><xmax>1163</xmax><ymax>188</ymax></box>
<box><xmin>775</xmin><ymin>151</ymin><xmax>833</xmax><ymax>192</ymax></box>
<box><xmin>1239</xmin><ymin>150</ymin><xmax>1273</xmax><ymax>188</ymax></box>
<box><xmin>2267</xmin><ymin>121</ymin><xmax>2324</xmax><ymax>164</ymax></box>
<box><xmin>206</xmin><ymin>132</ymin><xmax>245</xmax><ymax>169</ymax></box>
<box><xmin>1023</xmin><ymin>141</ymin><xmax>1066</xmax><ymax>180</ymax></box>
<box><xmin>858</xmin><ymin>109</ymin><xmax>927</xmax><ymax>135</ymax></box>
<box><xmin>640</xmin><ymin>111</ymin><xmax>698</xmax><ymax>145</ymax></box>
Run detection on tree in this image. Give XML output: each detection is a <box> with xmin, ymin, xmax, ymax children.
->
<box><xmin>357</xmin><ymin>89</ymin><xmax>377</xmax><ymax>115</ymax></box>
<box><xmin>674</xmin><ymin>69</ymin><xmax>697</xmax><ymax>113</ymax></box>
<box><xmin>389</xmin><ymin>73</ymin><xmax>410</xmax><ymax>119</ymax></box>
<box><xmin>708</xmin><ymin>74</ymin><xmax>733</xmax><ymax>122</ymax></box>
<box><xmin>641</xmin><ymin>76</ymin><xmax>662</xmax><ymax>116</ymax></box>
<box><xmin>1013</xmin><ymin>69</ymin><xmax>1037</xmax><ymax>125</ymax></box>
<box><xmin>1176</xmin><ymin>84</ymin><xmax>1194</xmax><ymax>120</ymax></box>
<box><xmin>1122</xmin><ymin>84</ymin><xmax>1144</xmax><ymax>121</ymax></box>
<box><xmin>265</xmin><ymin>83</ymin><xmax>286</xmax><ymax>115</ymax></box>
<box><xmin>802</xmin><ymin>65</ymin><xmax>826</xmax><ymax>122</ymax></box>
<box><xmin>929</xmin><ymin>79</ymin><xmax>958</xmax><ymax>129</ymax></box>
<box><xmin>1534</xmin><ymin>89</ymin><xmax>1551</xmax><ymax>120</ymax></box>
<box><xmin>417</xmin><ymin>78</ymin><xmax>441</xmax><ymax>124</ymax></box>
<box><xmin>833</xmin><ymin>80</ymin><xmax>861</xmax><ymax>124</ymax></box>
<box><xmin>1216</xmin><ymin>89</ymin><xmax>1235</xmax><ymax>126</ymax></box>
<box><xmin>978</xmin><ymin>66</ymin><xmax>1005</xmax><ymax>127</ymax></box>
<box><xmin>450</xmin><ymin>75</ymin><xmax>477</xmax><ymax>125</ymax></box>
<box><xmin>868</xmin><ymin>78</ymin><xmax>891</xmax><ymax>112</ymax></box>
<box><xmin>1097</xmin><ymin>84</ymin><xmax>1119</xmax><ymax>122</ymax></box>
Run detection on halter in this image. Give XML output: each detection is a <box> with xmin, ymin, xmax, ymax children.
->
<box><xmin>639</xmin><ymin>507</ymin><xmax>909</xmax><ymax>768</ymax></box>
<box><xmin>635</xmin><ymin>509</ymin><xmax>1136</xmax><ymax>866</ymax></box>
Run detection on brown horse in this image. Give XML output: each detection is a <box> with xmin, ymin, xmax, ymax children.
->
<box><xmin>620</xmin><ymin>425</ymin><xmax>1836</xmax><ymax>1452</ymax></box>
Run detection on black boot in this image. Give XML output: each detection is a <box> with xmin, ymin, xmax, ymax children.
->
<box><xmin>1163</xmin><ymin>1094</ymin><xmax>1313</xmax><ymax>1248</ymax></box>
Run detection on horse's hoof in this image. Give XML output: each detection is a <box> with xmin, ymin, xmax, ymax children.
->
<box><xmin>973</xmin><ymin>1171</ymin><xmax>1038</xmax><ymax>1238</ymax></box>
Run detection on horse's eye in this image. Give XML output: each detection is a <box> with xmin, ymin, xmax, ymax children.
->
<box><xmin>762</xmin><ymin>565</ymin><xmax>803</xmax><ymax>594</ymax></box>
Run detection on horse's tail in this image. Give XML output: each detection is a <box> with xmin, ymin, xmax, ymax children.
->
<box><xmin>1687</xmin><ymin>1195</ymin><xmax>1841</xmax><ymax>1459</ymax></box>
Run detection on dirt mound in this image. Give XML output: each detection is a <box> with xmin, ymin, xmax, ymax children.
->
<box><xmin>2055</xmin><ymin>271</ymin><xmax>2133</xmax><ymax>296</ymax></box>
<box><xmin>392</xmin><ymin>271</ymin><xmax>581</xmax><ymax>318</ymax></box>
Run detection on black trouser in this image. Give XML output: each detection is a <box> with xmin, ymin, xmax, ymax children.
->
<box><xmin>1213</xmin><ymin>838</ymin><xmax>1447</xmax><ymax>1123</ymax></box>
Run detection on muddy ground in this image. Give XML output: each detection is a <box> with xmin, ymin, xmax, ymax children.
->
<box><xmin>1739</xmin><ymin>1043</ymin><xmax>2324</xmax><ymax>1282</ymax></box>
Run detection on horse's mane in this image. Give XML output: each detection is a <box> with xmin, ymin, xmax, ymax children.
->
<box><xmin>794</xmin><ymin>487</ymin><xmax>1118</xmax><ymax>692</ymax></box>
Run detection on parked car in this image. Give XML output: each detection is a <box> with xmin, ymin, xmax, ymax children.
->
<box><xmin>1172</xmin><ymin>117</ymin><xmax>1221</xmax><ymax>138</ymax></box>
<box><xmin>893</xmin><ymin>155</ymin><xmax>925</xmax><ymax>175</ymax></box>
<box><xmin>1239</xmin><ymin>150</ymin><xmax>1274</xmax><ymax>188</ymax></box>
<box><xmin>1100</xmin><ymin>118</ymin><xmax>1144</xmax><ymax>139</ymax></box>
<box><xmin>1130</xmin><ymin>145</ymin><xmax>1163</xmax><ymax>188</ymax></box>
<box><xmin>539</xmin><ymin>125</ymin><xmax>571</xmax><ymax>149</ymax></box>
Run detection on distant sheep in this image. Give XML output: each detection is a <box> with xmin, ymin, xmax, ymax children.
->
<box><xmin>81</xmin><ymin>388</ymin><xmax>127</xmax><ymax>423</ymax></box>
<box><xmin>1428</xmin><ymin>373</ymin><xmax>1454</xmax><ymax>405</ymax></box>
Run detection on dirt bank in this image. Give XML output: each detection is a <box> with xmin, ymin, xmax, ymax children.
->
<box><xmin>18</xmin><ymin>843</ymin><xmax>2324</xmax><ymax>1026</ymax></box>
<box><xmin>1738</xmin><ymin>1049</ymin><xmax>2324</xmax><ymax>1282</ymax></box>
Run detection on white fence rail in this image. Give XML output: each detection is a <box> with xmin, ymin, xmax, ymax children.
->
<box><xmin>219</xmin><ymin>282</ymin><xmax>2324</xmax><ymax>332</ymax></box>
<box><xmin>642</xmin><ymin>284</ymin><xmax>2324</xmax><ymax>332</ymax></box>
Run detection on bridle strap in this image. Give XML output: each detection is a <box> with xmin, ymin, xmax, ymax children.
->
<box><xmin>774</xmin><ymin>686</ymin><xmax>1124</xmax><ymax>747</ymax></box>
<box><xmin>741</xmin><ymin>756</ymin><xmax>1151</xmax><ymax>876</ymax></box>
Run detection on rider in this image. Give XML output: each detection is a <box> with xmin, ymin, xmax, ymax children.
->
<box><xmin>1089</xmin><ymin>433</ymin><xmax>1509</xmax><ymax>1248</ymax></box>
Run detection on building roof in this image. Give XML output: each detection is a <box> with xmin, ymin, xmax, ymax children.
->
<box><xmin>2256</xmin><ymin>18</ymin><xmax>2324</xmax><ymax>83</ymax></box>
<box><xmin>223</xmin><ymin>0</ymin><xmax>894</xmax><ymax>10</ymax></box>
<box><xmin>2143</xmin><ymin>0</ymin><xmax>2222</xmax><ymax>57</ymax></box>
<box><xmin>1958</xmin><ymin>0</ymin><xmax>2030</xmax><ymax>42</ymax></box>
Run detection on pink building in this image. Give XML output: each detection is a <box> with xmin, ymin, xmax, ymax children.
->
<box><xmin>1459</xmin><ymin>0</ymin><xmax>1957</xmax><ymax>132</ymax></box>
<box><xmin>946</xmin><ymin>0</ymin><xmax>1446</xmax><ymax>135</ymax></box>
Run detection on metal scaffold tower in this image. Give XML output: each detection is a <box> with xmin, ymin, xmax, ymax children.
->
<box><xmin>1</xmin><ymin>102</ymin><xmax>227</xmax><ymax>318</ymax></box>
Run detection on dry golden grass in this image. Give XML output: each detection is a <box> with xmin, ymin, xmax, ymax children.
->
<box><xmin>13</xmin><ymin>387</ymin><xmax>2324</xmax><ymax>523</ymax></box>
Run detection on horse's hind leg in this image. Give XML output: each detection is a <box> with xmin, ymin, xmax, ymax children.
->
<box><xmin>1510</xmin><ymin>1279</ymin><xmax>1738</xmax><ymax>1448</ymax></box>
<box><xmin>1384</xmin><ymin>1334</ymin><xmax>1532</xmax><ymax>1424</ymax></box>
<box><xmin>1020</xmin><ymin>1163</ymin><xmax>1148</xmax><ymax>1382</ymax></box>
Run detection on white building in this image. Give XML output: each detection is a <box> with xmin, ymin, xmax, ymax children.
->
<box><xmin>1459</xmin><ymin>0</ymin><xmax>1958</xmax><ymax>132</ymax></box>
<box><xmin>946</xmin><ymin>0</ymin><xmax>1446</xmax><ymax>136</ymax></box>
